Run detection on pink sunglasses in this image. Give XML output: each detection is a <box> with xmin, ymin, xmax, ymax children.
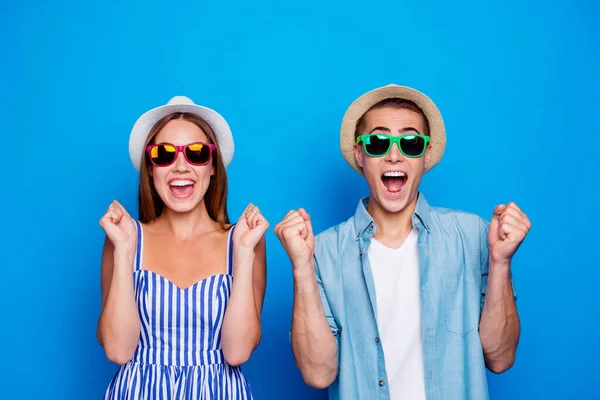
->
<box><xmin>146</xmin><ymin>142</ymin><xmax>216</xmax><ymax>167</ymax></box>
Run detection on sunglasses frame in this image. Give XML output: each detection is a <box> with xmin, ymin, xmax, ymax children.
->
<box><xmin>356</xmin><ymin>133</ymin><xmax>431</xmax><ymax>158</ymax></box>
<box><xmin>145</xmin><ymin>142</ymin><xmax>217</xmax><ymax>167</ymax></box>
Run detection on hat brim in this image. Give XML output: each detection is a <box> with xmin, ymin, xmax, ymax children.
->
<box><xmin>129</xmin><ymin>103</ymin><xmax>234</xmax><ymax>172</ymax></box>
<box><xmin>340</xmin><ymin>84</ymin><xmax>446</xmax><ymax>175</ymax></box>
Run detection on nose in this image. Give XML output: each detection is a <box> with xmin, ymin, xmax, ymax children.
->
<box><xmin>172</xmin><ymin>151</ymin><xmax>190</xmax><ymax>172</ymax></box>
<box><xmin>385</xmin><ymin>141</ymin><xmax>405</xmax><ymax>163</ymax></box>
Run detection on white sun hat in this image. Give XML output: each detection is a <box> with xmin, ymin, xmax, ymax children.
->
<box><xmin>128</xmin><ymin>96</ymin><xmax>234</xmax><ymax>172</ymax></box>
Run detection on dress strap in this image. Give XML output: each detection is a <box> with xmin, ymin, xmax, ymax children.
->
<box><xmin>134</xmin><ymin>220</ymin><xmax>143</xmax><ymax>272</ymax></box>
<box><xmin>226</xmin><ymin>224</ymin><xmax>236</xmax><ymax>276</ymax></box>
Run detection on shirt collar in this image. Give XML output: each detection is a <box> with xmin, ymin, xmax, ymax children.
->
<box><xmin>353</xmin><ymin>192</ymin><xmax>432</xmax><ymax>240</ymax></box>
<box><xmin>413</xmin><ymin>192</ymin><xmax>431</xmax><ymax>233</ymax></box>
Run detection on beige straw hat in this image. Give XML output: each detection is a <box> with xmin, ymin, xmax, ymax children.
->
<box><xmin>340</xmin><ymin>84</ymin><xmax>446</xmax><ymax>174</ymax></box>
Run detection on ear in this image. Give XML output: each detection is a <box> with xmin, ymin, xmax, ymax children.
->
<box><xmin>354</xmin><ymin>143</ymin><xmax>364</xmax><ymax>169</ymax></box>
<box><xmin>423</xmin><ymin>143</ymin><xmax>432</xmax><ymax>170</ymax></box>
<box><xmin>210</xmin><ymin>162</ymin><xmax>215</xmax><ymax>177</ymax></box>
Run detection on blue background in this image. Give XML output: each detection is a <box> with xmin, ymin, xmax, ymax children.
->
<box><xmin>1</xmin><ymin>0</ymin><xmax>599</xmax><ymax>399</ymax></box>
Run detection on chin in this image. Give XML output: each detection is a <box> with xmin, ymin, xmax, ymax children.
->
<box><xmin>371</xmin><ymin>182</ymin><xmax>418</xmax><ymax>214</ymax></box>
<box><xmin>158</xmin><ymin>191</ymin><xmax>202</xmax><ymax>214</ymax></box>
<box><xmin>156</xmin><ymin>180</ymin><xmax>210</xmax><ymax>214</ymax></box>
<box><xmin>165</xmin><ymin>202</ymin><xmax>198</xmax><ymax>214</ymax></box>
<box><xmin>376</xmin><ymin>195</ymin><xmax>410</xmax><ymax>214</ymax></box>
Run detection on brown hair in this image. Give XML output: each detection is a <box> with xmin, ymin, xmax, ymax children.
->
<box><xmin>138</xmin><ymin>112</ymin><xmax>230</xmax><ymax>228</ymax></box>
<box><xmin>355</xmin><ymin>98</ymin><xmax>431</xmax><ymax>138</ymax></box>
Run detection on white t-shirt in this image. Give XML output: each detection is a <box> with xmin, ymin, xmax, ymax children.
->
<box><xmin>368</xmin><ymin>228</ymin><xmax>427</xmax><ymax>399</ymax></box>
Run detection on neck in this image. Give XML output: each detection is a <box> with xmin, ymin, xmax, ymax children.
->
<box><xmin>367</xmin><ymin>194</ymin><xmax>418</xmax><ymax>245</ymax></box>
<box><xmin>157</xmin><ymin>200</ymin><xmax>219</xmax><ymax>240</ymax></box>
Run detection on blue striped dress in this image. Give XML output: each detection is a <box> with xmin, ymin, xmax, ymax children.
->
<box><xmin>104</xmin><ymin>221</ymin><xmax>253</xmax><ymax>399</ymax></box>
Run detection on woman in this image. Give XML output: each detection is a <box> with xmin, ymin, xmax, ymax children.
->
<box><xmin>98</xmin><ymin>96</ymin><xmax>267</xmax><ymax>399</ymax></box>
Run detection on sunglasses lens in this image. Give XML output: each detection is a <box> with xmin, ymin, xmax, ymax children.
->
<box><xmin>400</xmin><ymin>135</ymin><xmax>426</xmax><ymax>157</ymax></box>
<box><xmin>364</xmin><ymin>135</ymin><xmax>391</xmax><ymax>156</ymax></box>
<box><xmin>150</xmin><ymin>144</ymin><xmax>177</xmax><ymax>165</ymax></box>
<box><xmin>185</xmin><ymin>143</ymin><xmax>211</xmax><ymax>165</ymax></box>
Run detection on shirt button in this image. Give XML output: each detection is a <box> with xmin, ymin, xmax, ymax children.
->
<box><xmin>360</xmin><ymin>251</ymin><xmax>363</xmax><ymax>256</ymax></box>
<box><xmin>375</xmin><ymin>337</ymin><xmax>380</xmax><ymax>343</ymax></box>
<box><xmin>369</xmin><ymin>225</ymin><xmax>373</xmax><ymax>231</ymax></box>
<box><xmin>379</xmin><ymin>380</ymin><xmax>385</xmax><ymax>387</ymax></box>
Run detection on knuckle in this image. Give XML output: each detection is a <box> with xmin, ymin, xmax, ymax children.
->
<box><xmin>282</xmin><ymin>227</ymin><xmax>293</xmax><ymax>238</ymax></box>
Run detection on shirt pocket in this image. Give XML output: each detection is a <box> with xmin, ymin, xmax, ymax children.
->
<box><xmin>442</xmin><ymin>274</ymin><xmax>479</xmax><ymax>336</ymax></box>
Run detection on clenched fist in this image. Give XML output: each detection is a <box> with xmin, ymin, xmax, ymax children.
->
<box><xmin>274</xmin><ymin>208</ymin><xmax>315</xmax><ymax>269</ymax></box>
<box><xmin>233</xmin><ymin>204</ymin><xmax>269</xmax><ymax>253</ymax></box>
<box><xmin>99</xmin><ymin>200</ymin><xmax>137</xmax><ymax>254</ymax></box>
<box><xmin>489</xmin><ymin>202</ymin><xmax>531</xmax><ymax>265</ymax></box>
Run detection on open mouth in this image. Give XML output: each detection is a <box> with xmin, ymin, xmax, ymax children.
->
<box><xmin>169</xmin><ymin>179</ymin><xmax>195</xmax><ymax>198</ymax></box>
<box><xmin>381</xmin><ymin>171</ymin><xmax>407</xmax><ymax>194</ymax></box>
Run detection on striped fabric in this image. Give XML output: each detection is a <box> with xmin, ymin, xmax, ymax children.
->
<box><xmin>104</xmin><ymin>221</ymin><xmax>252</xmax><ymax>399</ymax></box>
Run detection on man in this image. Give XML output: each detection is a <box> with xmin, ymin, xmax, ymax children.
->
<box><xmin>274</xmin><ymin>84</ymin><xmax>530</xmax><ymax>400</ymax></box>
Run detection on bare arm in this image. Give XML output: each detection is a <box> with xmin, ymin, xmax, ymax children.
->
<box><xmin>291</xmin><ymin>259</ymin><xmax>338</xmax><ymax>389</ymax></box>
<box><xmin>221</xmin><ymin>237</ymin><xmax>267</xmax><ymax>366</ymax></box>
<box><xmin>479</xmin><ymin>202</ymin><xmax>530</xmax><ymax>373</ymax></box>
<box><xmin>479</xmin><ymin>260</ymin><xmax>520</xmax><ymax>373</ymax></box>
<box><xmin>96</xmin><ymin>201</ymin><xmax>141</xmax><ymax>365</ymax></box>
<box><xmin>275</xmin><ymin>208</ymin><xmax>338</xmax><ymax>389</ymax></box>
<box><xmin>97</xmin><ymin>237</ymin><xmax>141</xmax><ymax>364</ymax></box>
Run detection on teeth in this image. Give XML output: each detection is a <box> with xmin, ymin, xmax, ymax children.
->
<box><xmin>383</xmin><ymin>171</ymin><xmax>406</xmax><ymax>178</ymax></box>
<box><xmin>169</xmin><ymin>180</ymin><xmax>194</xmax><ymax>187</ymax></box>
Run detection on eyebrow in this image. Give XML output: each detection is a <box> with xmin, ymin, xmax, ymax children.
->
<box><xmin>369</xmin><ymin>126</ymin><xmax>421</xmax><ymax>134</ymax></box>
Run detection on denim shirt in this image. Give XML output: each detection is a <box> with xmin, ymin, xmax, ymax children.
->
<box><xmin>314</xmin><ymin>193</ymin><xmax>499</xmax><ymax>400</ymax></box>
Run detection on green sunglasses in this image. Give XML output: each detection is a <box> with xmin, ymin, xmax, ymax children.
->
<box><xmin>356</xmin><ymin>133</ymin><xmax>430</xmax><ymax>158</ymax></box>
